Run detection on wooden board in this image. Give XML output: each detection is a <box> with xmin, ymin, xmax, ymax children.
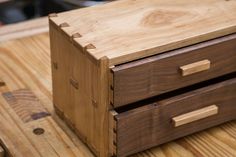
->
<box><xmin>0</xmin><ymin>34</ymin><xmax>93</xmax><ymax>157</ymax></box>
<box><xmin>1</xmin><ymin>32</ymin><xmax>236</xmax><ymax>157</ymax></box>
<box><xmin>0</xmin><ymin>145</ymin><xmax>4</xmax><ymax>157</ymax></box>
<box><xmin>112</xmin><ymin>33</ymin><xmax>236</xmax><ymax>107</ymax></box>
<box><xmin>0</xmin><ymin>17</ymin><xmax>48</xmax><ymax>42</ymax></box>
<box><xmin>115</xmin><ymin>77</ymin><xmax>236</xmax><ymax>156</ymax></box>
<box><xmin>50</xmin><ymin>0</ymin><xmax>236</xmax><ymax>65</ymax></box>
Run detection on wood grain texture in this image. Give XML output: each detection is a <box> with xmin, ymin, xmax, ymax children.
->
<box><xmin>2</xmin><ymin>89</ymin><xmax>50</xmax><ymax>123</ymax></box>
<box><xmin>50</xmin><ymin>22</ymin><xmax>110</xmax><ymax>157</ymax></box>
<box><xmin>0</xmin><ymin>17</ymin><xmax>48</xmax><ymax>42</ymax></box>
<box><xmin>115</xmin><ymin>77</ymin><xmax>236</xmax><ymax>157</ymax></box>
<box><xmin>1</xmin><ymin>32</ymin><xmax>236</xmax><ymax>157</ymax></box>
<box><xmin>50</xmin><ymin>0</ymin><xmax>236</xmax><ymax>65</ymax></box>
<box><xmin>0</xmin><ymin>34</ymin><xmax>93</xmax><ymax>157</ymax></box>
<box><xmin>180</xmin><ymin>59</ymin><xmax>211</xmax><ymax>76</ymax></box>
<box><xmin>173</xmin><ymin>105</ymin><xmax>218</xmax><ymax>127</ymax></box>
<box><xmin>112</xmin><ymin>33</ymin><xmax>236</xmax><ymax>107</ymax></box>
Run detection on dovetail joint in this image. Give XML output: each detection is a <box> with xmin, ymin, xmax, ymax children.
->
<box><xmin>53</xmin><ymin>62</ymin><xmax>58</xmax><ymax>70</ymax></box>
<box><xmin>59</xmin><ymin>22</ymin><xmax>70</xmax><ymax>28</ymax></box>
<box><xmin>84</xmin><ymin>43</ymin><xmax>96</xmax><ymax>50</ymax></box>
<box><xmin>48</xmin><ymin>13</ymin><xmax>58</xmax><ymax>18</ymax></box>
<box><xmin>92</xmin><ymin>99</ymin><xmax>98</xmax><ymax>108</ymax></box>
<box><xmin>0</xmin><ymin>81</ymin><xmax>6</xmax><ymax>87</ymax></box>
<box><xmin>69</xmin><ymin>78</ymin><xmax>79</xmax><ymax>89</ymax></box>
<box><xmin>72</xmin><ymin>33</ymin><xmax>82</xmax><ymax>38</ymax></box>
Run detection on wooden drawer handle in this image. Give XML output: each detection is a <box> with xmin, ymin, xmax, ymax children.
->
<box><xmin>180</xmin><ymin>59</ymin><xmax>211</xmax><ymax>76</ymax></box>
<box><xmin>172</xmin><ymin>105</ymin><xmax>218</xmax><ymax>127</ymax></box>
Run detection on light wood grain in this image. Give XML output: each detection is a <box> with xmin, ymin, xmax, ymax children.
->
<box><xmin>0</xmin><ymin>17</ymin><xmax>48</xmax><ymax>42</ymax></box>
<box><xmin>115</xmin><ymin>77</ymin><xmax>236</xmax><ymax>156</ymax></box>
<box><xmin>1</xmin><ymin>33</ymin><xmax>236</xmax><ymax>157</ymax></box>
<box><xmin>50</xmin><ymin>22</ymin><xmax>110</xmax><ymax>157</ymax></box>
<box><xmin>180</xmin><ymin>60</ymin><xmax>211</xmax><ymax>76</ymax></box>
<box><xmin>50</xmin><ymin>0</ymin><xmax>236</xmax><ymax>65</ymax></box>
<box><xmin>173</xmin><ymin>105</ymin><xmax>218</xmax><ymax>127</ymax></box>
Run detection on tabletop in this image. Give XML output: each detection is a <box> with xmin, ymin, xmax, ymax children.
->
<box><xmin>0</xmin><ymin>18</ymin><xmax>236</xmax><ymax>157</ymax></box>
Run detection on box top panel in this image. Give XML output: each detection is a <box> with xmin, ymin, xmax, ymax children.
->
<box><xmin>50</xmin><ymin>0</ymin><xmax>236</xmax><ymax>66</ymax></box>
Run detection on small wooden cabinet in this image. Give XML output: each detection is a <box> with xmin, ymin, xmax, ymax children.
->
<box><xmin>49</xmin><ymin>0</ymin><xmax>236</xmax><ymax>156</ymax></box>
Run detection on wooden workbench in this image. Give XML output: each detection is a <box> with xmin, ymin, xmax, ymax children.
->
<box><xmin>1</xmin><ymin>18</ymin><xmax>236</xmax><ymax>157</ymax></box>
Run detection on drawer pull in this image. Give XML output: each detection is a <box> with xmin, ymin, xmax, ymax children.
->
<box><xmin>180</xmin><ymin>60</ymin><xmax>211</xmax><ymax>76</ymax></box>
<box><xmin>172</xmin><ymin>105</ymin><xmax>218</xmax><ymax>127</ymax></box>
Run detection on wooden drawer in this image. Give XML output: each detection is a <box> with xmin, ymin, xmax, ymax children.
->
<box><xmin>112</xmin><ymin>33</ymin><xmax>236</xmax><ymax>107</ymax></box>
<box><xmin>111</xmin><ymin>77</ymin><xmax>236</xmax><ymax>157</ymax></box>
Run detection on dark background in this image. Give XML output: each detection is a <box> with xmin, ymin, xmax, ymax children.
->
<box><xmin>0</xmin><ymin>0</ymin><xmax>112</xmax><ymax>25</ymax></box>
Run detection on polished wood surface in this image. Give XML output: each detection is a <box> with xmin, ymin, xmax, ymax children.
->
<box><xmin>1</xmin><ymin>33</ymin><xmax>236</xmax><ymax>157</ymax></box>
<box><xmin>115</xmin><ymin>77</ymin><xmax>236</xmax><ymax>157</ymax></box>
<box><xmin>112</xmin><ymin>34</ymin><xmax>236</xmax><ymax>107</ymax></box>
<box><xmin>50</xmin><ymin>0</ymin><xmax>236</xmax><ymax>65</ymax></box>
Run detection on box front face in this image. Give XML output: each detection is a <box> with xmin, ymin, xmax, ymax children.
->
<box><xmin>112</xmin><ymin>34</ymin><xmax>236</xmax><ymax>107</ymax></box>
<box><xmin>112</xmin><ymin>76</ymin><xmax>236</xmax><ymax>157</ymax></box>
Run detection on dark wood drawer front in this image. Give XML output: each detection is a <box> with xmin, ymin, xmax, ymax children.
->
<box><xmin>112</xmin><ymin>33</ymin><xmax>236</xmax><ymax>107</ymax></box>
<box><xmin>114</xmin><ymin>77</ymin><xmax>236</xmax><ymax>157</ymax></box>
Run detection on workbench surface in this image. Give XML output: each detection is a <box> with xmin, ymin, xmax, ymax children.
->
<box><xmin>0</xmin><ymin>29</ymin><xmax>236</xmax><ymax>157</ymax></box>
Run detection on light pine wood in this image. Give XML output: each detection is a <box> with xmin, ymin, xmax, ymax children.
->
<box><xmin>49</xmin><ymin>0</ymin><xmax>236</xmax><ymax>65</ymax></box>
<box><xmin>0</xmin><ymin>145</ymin><xmax>4</xmax><ymax>157</ymax></box>
<box><xmin>173</xmin><ymin>105</ymin><xmax>218</xmax><ymax>127</ymax></box>
<box><xmin>180</xmin><ymin>60</ymin><xmax>211</xmax><ymax>76</ymax></box>
<box><xmin>2</xmin><ymin>32</ymin><xmax>236</xmax><ymax>157</ymax></box>
<box><xmin>0</xmin><ymin>34</ymin><xmax>93</xmax><ymax>157</ymax></box>
<box><xmin>50</xmin><ymin>21</ymin><xmax>110</xmax><ymax>157</ymax></box>
<box><xmin>0</xmin><ymin>17</ymin><xmax>48</xmax><ymax>42</ymax></box>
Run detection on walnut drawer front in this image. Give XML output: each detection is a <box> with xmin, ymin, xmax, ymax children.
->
<box><xmin>111</xmin><ymin>77</ymin><xmax>236</xmax><ymax>157</ymax></box>
<box><xmin>112</xmin><ymin>33</ymin><xmax>236</xmax><ymax>107</ymax></box>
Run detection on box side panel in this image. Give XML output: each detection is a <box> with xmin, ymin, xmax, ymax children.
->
<box><xmin>49</xmin><ymin>20</ymin><xmax>110</xmax><ymax>157</ymax></box>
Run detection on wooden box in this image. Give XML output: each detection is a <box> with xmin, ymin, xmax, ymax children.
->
<box><xmin>49</xmin><ymin>0</ymin><xmax>236</xmax><ymax>156</ymax></box>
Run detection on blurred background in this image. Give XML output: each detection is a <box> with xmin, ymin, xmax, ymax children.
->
<box><xmin>0</xmin><ymin>0</ymin><xmax>112</xmax><ymax>25</ymax></box>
